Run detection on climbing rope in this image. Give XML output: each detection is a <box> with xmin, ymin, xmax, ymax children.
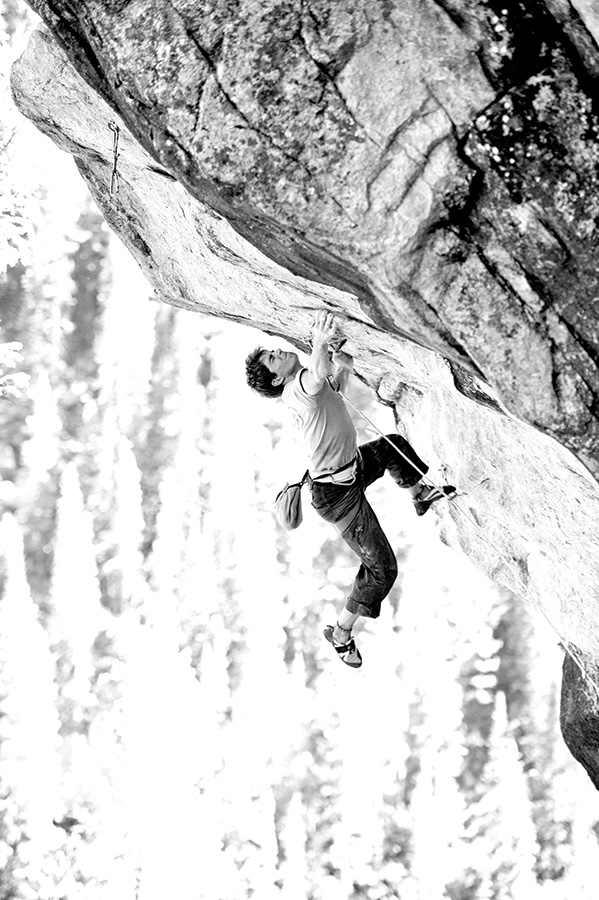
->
<box><xmin>329</xmin><ymin>375</ymin><xmax>599</xmax><ymax>697</ymax></box>
<box><xmin>328</xmin><ymin>375</ymin><xmax>448</xmax><ymax>495</ymax></box>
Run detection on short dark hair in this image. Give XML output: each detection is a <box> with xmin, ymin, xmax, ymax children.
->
<box><xmin>245</xmin><ymin>347</ymin><xmax>285</xmax><ymax>398</ymax></box>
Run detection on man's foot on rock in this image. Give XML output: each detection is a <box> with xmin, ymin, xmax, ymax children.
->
<box><xmin>323</xmin><ymin>625</ymin><xmax>363</xmax><ymax>668</ymax></box>
<box><xmin>413</xmin><ymin>484</ymin><xmax>456</xmax><ymax>517</ymax></box>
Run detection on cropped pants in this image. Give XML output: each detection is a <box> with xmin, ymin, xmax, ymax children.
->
<box><xmin>310</xmin><ymin>435</ymin><xmax>427</xmax><ymax>618</ymax></box>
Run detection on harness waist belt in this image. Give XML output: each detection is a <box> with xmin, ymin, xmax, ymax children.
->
<box><xmin>311</xmin><ymin>456</ymin><xmax>357</xmax><ymax>485</ymax></box>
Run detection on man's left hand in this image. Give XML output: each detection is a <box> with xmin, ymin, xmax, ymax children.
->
<box><xmin>332</xmin><ymin>349</ymin><xmax>354</xmax><ymax>371</ymax></box>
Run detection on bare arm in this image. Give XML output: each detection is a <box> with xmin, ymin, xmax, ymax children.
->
<box><xmin>302</xmin><ymin>311</ymin><xmax>338</xmax><ymax>395</ymax></box>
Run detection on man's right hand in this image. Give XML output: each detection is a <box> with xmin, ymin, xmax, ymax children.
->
<box><xmin>303</xmin><ymin>311</ymin><xmax>339</xmax><ymax>395</ymax></box>
<box><xmin>311</xmin><ymin>311</ymin><xmax>337</xmax><ymax>347</ymax></box>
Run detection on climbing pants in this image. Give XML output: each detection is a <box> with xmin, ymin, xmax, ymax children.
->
<box><xmin>310</xmin><ymin>434</ymin><xmax>428</xmax><ymax>619</ymax></box>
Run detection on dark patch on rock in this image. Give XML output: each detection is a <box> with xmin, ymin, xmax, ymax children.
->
<box><xmin>448</xmin><ymin>360</ymin><xmax>505</xmax><ymax>413</ymax></box>
<box><xmin>560</xmin><ymin>651</ymin><xmax>599</xmax><ymax>791</ymax></box>
<box><xmin>466</xmin><ymin>46</ymin><xmax>599</xmax><ymax>215</ymax></box>
<box><xmin>146</xmin><ymin>164</ymin><xmax>176</xmax><ymax>180</ymax></box>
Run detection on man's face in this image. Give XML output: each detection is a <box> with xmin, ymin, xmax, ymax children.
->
<box><xmin>260</xmin><ymin>348</ymin><xmax>299</xmax><ymax>386</ymax></box>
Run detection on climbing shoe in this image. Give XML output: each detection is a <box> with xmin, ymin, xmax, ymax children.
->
<box><xmin>323</xmin><ymin>625</ymin><xmax>363</xmax><ymax>668</ymax></box>
<box><xmin>413</xmin><ymin>484</ymin><xmax>456</xmax><ymax>517</ymax></box>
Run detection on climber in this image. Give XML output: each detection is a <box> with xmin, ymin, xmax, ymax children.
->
<box><xmin>245</xmin><ymin>311</ymin><xmax>454</xmax><ymax>669</ymax></box>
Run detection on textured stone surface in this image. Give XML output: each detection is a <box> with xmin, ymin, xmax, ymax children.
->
<box><xmin>561</xmin><ymin>652</ymin><xmax>599</xmax><ymax>791</ymax></box>
<box><xmin>20</xmin><ymin>0</ymin><xmax>599</xmax><ymax>475</ymax></box>
<box><xmin>12</xmin><ymin>2</ymin><xmax>599</xmax><ymax>786</ymax></box>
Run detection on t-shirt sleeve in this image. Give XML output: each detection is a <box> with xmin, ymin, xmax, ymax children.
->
<box><xmin>285</xmin><ymin>369</ymin><xmax>325</xmax><ymax>409</ymax></box>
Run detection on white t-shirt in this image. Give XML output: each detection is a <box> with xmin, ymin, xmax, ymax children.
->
<box><xmin>283</xmin><ymin>370</ymin><xmax>357</xmax><ymax>479</ymax></box>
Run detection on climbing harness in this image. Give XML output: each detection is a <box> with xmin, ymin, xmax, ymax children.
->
<box><xmin>327</xmin><ymin>372</ymin><xmax>599</xmax><ymax>697</ymax></box>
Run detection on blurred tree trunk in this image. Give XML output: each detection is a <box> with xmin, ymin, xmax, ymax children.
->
<box><xmin>50</xmin><ymin>461</ymin><xmax>107</xmax><ymax>727</ymax></box>
<box><xmin>0</xmin><ymin>513</ymin><xmax>63</xmax><ymax>897</ymax></box>
<box><xmin>465</xmin><ymin>691</ymin><xmax>539</xmax><ymax>899</ymax></box>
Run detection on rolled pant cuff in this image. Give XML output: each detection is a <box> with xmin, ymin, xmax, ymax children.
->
<box><xmin>345</xmin><ymin>597</ymin><xmax>381</xmax><ymax>619</ymax></box>
<box><xmin>403</xmin><ymin>465</ymin><xmax>429</xmax><ymax>490</ymax></box>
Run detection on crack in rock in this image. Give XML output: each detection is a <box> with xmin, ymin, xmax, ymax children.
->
<box><xmin>298</xmin><ymin>0</ymin><xmax>382</xmax><ymax>148</ymax></box>
<box><xmin>167</xmin><ymin>0</ymin><xmax>314</xmax><ymax>177</ymax></box>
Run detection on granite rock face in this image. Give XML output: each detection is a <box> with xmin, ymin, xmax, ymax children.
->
<box><xmin>561</xmin><ymin>651</ymin><xmax>599</xmax><ymax>791</ymax></box>
<box><xmin>12</xmin><ymin>1</ymin><xmax>599</xmax><ymax>786</ymax></box>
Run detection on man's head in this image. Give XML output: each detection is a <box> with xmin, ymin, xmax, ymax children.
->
<box><xmin>245</xmin><ymin>347</ymin><xmax>300</xmax><ymax>398</ymax></box>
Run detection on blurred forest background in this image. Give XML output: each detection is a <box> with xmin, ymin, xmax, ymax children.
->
<box><xmin>1</xmin><ymin>3</ymin><xmax>599</xmax><ymax>899</ymax></box>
